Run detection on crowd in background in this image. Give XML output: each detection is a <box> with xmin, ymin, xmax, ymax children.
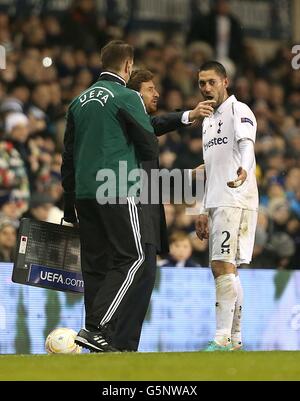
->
<box><xmin>0</xmin><ymin>0</ymin><xmax>299</xmax><ymax>269</ymax></box>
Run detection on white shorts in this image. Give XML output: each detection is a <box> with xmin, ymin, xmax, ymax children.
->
<box><xmin>208</xmin><ymin>207</ymin><xmax>258</xmax><ymax>266</ymax></box>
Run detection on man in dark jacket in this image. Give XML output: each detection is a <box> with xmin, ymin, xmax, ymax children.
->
<box><xmin>110</xmin><ymin>69</ymin><xmax>214</xmax><ymax>351</ymax></box>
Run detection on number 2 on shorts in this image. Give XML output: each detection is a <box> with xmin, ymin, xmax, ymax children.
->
<box><xmin>221</xmin><ymin>230</ymin><xmax>230</xmax><ymax>254</ymax></box>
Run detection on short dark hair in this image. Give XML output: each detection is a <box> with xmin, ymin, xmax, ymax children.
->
<box><xmin>127</xmin><ymin>69</ymin><xmax>154</xmax><ymax>91</ymax></box>
<box><xmin>100</xmin><ymin>40</ymin><xmax>134</xmax><ymax>72</ymax></box>
<box><xmin>169</xmin><ymin>231</ymin><xmax>191</xmax><ymax>245</ymax></box>
<box><xmin>199</xmin><ymin>61</ymin><xmax>227</xmax><ymax>78</ymax></box>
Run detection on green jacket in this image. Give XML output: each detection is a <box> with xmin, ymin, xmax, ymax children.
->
<box><xmin>61</xmin><ymin>72</ymin><xmax>158</xmax><ymax>199</ymax></box>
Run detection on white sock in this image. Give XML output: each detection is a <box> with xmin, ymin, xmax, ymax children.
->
<box><xmin>231</xmin><ymin>275</ymin><xmax>243</xmax><ymax>347</ymax></box>
<box><xmin>214</xmin><ymin>273</ymin><xmax>238</xmax><ymax>346</ymax></box>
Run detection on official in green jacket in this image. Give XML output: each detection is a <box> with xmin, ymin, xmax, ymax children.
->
<box><xmin>61</xmin><ymin>40</ymin><xmax>159</xmax><ymax>352</ymax></box>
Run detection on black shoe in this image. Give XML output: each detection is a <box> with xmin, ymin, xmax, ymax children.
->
<box><xmin>75</xmin><ymin>329</ymin><xmax>119</xmax><ymax>353</ymax></box>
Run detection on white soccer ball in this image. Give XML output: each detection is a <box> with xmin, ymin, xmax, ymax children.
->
<box><xmin>45</xmin><ymin>328</ymin><xmax>82</xmax><ymax>354</ymax></box>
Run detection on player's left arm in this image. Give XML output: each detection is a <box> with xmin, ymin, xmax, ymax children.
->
<box><xmin>227</xmin><ymin>103</ymin><xmax>257</xmax><ymax>188</ymax></box>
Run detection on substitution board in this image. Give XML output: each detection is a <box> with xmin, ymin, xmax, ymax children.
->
<box><xmin>12</xmin><ymin>218</ymin><xmax>83</xmax><ymax>293</ymax></box>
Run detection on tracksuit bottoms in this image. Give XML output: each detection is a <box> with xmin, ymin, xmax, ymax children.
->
<box><xmin>76</xmin><ymin>196</ymin><xmax>147</xmax><ymax>332</ymax></box>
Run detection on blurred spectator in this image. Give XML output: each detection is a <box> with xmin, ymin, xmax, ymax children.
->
<box><xmin>27</xmin><ymin>106</ymin><xmax>47</xmax><ymax>134</ymax></box>
<box><xmin>0</xmin><ymin>89</ymin><xmax>25</xmax><ymax>115</ymax></box>
<box><xmin>286</xmin><ymin>168</ymin><xmax>300</xmax><ymax>218</ymax></box>
<box><xmin>234</xmin><ymin>77</ymin><xmax>251</xmax><ymax>104</ymax></box>
<box><xmin>163</xmin><ymin>89</ymin><xmax>184</xmax><ymax>111</ymax></box>
<box><xmin>186</xmin><ymin>41</ymin><xmax>214</xmax><ymax>74</ymax></box>
<box><xmin>163</xmin><ymin>57</ymin><xmax>194</xmax><ymax>96</ymax></box>
<box><xmin>30</xmin><ymin>84</ymin><xmax>52</xmax><ymax>115</ymax></box>
<box><xmin>160</xmin><ymin>231</ymin><xmax>200</xmax><ymax>267</ymax></box>
<box><xmin>22</xmin><ymin>192</ymin><xmax>54</xmax><ymax>222</ymax></box>
<box><xmin>173</xmin><ymin>130</ymin><xmax>203</xmax><ymax>170</ymax></box>
<box><xmin>268</xmin><ymin>232</ymin><xmax>296</xmax><ymax>270</ymax></box>
<box><xmin>0</xmin><ymin>194</ymin><xmax>25</xmax><ymax>227</ymax></box>
<box><xmin>164</xmin><ymin>204</ymin><xmax>176</xmax><ymax>234</ymax></box>
<box><xmin>268</xmin><ymin>198</ymin><xmax>291</xmax><ymax>232</ymax></box>
<box><xmin>141</xmin><ymin>42</ymin><xmax>164</xmax><ymax>73</ymax></box>
<box><xmin>43</xmin><ymin>16</ymin><xmax>62</xmax><ymax>47</ymax></box>
<box><xmin>186</xmin><ymin>0</ymin><xmax>244</xmax><ymax>64</ymax></box>
<box><xmin>0</xmin><ymin>117</ymin><xmax>30</xmax><ymax>205</ymax></box>
<box><xmin>62</xmin><ymin>0</ymin><xmax>109</xmax><ymax>51</ymax></box>
<box><xmin>251</xmin><ymin>226</ymin><xmax>276</xmax><ymax>268</ymax></box>
<box><xmin>0</xmin><ymin>219</ymin><xmax>17</xmax><ymax>262</ymax></box>
<box><xmin>173</xmin><ymin>206</ymin><xmax>195</xmax><ymax>234</ymax></box>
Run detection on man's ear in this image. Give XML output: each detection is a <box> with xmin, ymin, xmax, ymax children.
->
<box><xmin>224</xmin><ymin>77</ymin><xmax>229</xmax><ymax>89</ymax></box>
<box><xmin>124</xmin><ymin>59</ymin><xmax>129</xmax><ymax>74</ymax></box>
<box><xmin>124</xmin><ymin>58</ymin><xmax>132</xmax><ymax>75</ymax></box>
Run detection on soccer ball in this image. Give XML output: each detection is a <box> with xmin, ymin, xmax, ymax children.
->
<box><xmin>45</xmin><ymin>328</ymin><xmax>82</xmax><ymax>354</ymax></box>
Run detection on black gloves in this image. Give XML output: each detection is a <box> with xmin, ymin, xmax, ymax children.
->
<box><xmin>63</xmin><ymin>192</ymin><xmax>78</xmax><ymax>224</ymax></box>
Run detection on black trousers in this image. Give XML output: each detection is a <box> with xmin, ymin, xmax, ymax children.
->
<box><xmin>109</xmin><ymin>243</ymin><xmax>157</xmax><ymax>351</ymax></box>
<box><xmin>76</xmin><ymin>197</ymin><xmax>146</xmax><ymax>331</ymax></box>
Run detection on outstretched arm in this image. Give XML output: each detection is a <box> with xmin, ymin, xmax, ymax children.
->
<box><xmin>151</xmin><ymin>100</ymin><xmax>215</xmax><ymax>136</ymax></box>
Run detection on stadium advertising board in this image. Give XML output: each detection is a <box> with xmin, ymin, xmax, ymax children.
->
<box><xmin>1</xmin><ymin>263</ymin><xmax>300</xmax><ymax>353</ymax></box>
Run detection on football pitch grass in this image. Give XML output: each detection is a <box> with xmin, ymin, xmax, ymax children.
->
<box><xmin>1</xmin><ymin>351</ymin><xmax>300</xmax><ymax>381</ymax></box>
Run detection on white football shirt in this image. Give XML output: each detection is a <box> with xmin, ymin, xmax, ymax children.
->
<box><xmin>202</xmin><ymin>95</ymin><xmax>258</xmax><ymax>210</ymax></box>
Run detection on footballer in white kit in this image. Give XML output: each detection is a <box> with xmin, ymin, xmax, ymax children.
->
<box><xmin>195</xmin><ymin>61</ymin><xmax>258</xmax><ymax>351</ymax></box>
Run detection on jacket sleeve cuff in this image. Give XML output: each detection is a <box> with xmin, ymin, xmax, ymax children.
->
<box><xmin>181</xmin><ymin>111</ymin><xmax>193</xmax><ymax>125</ymax></box>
